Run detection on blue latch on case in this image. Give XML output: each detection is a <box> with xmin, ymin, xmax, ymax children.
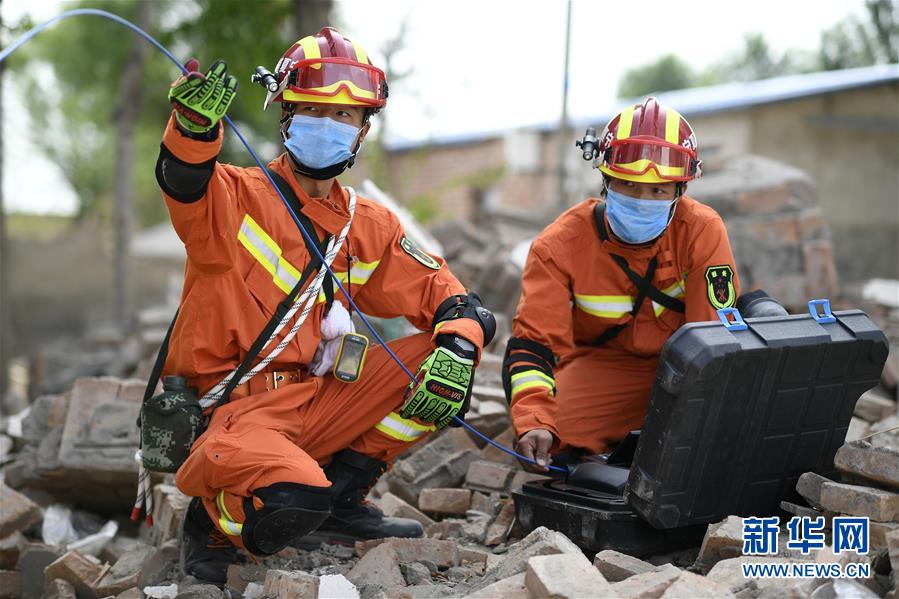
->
<box><xmin>808</xmin><ymin>299</ymin><xmax>837</xmax><ymax>324</ymax></box>
<box><xmin>716</xmin><ymin>307</ymin><xmax>748</xmax><ymax>332</ymax></box>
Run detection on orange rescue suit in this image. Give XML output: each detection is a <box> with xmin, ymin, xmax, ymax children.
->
<box><xmin>507</xmin><ymin>196</ymin><xmax>739</xmax><ymax>454</ymax></box>
<box><xmin>157</xmin><ymin>115</ymin><xmax>483</xmax><ymax>543</ymax></box>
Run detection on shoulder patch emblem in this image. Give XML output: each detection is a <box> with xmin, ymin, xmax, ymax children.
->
<box><xmin>705</xmin><ymin>265</ymin><xmax>736</xmax><ymax>309</ymax></box>
<box><xmin>400</xmin><ymin>236</ymin><xmax>441</xmax><ymax>270</ymax></box>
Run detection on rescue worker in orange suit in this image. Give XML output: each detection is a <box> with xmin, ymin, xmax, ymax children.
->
<box><xmin>506</xmin><ymin>97</ymin><xmax>740</xmax><ymax>471</ymax></box>
<box><xmin>156</xmin><ymin>28</ymin><xmax>495</xmax><ymax>584</ymax></box>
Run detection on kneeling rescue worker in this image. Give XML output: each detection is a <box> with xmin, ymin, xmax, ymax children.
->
<box><xmin>156</xmin><ymin>27</ymin><xmax>495</xmax><ymax>584</ymax></box>
<box><xmin>506</xmin><ymin>97</ymin><xmax>740</xmax><ymax>470</ymax></box>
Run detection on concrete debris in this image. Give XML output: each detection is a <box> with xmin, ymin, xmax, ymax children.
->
<box><xmin>318</xmin><ymin>574</ymin><xmax>360</xmax><ymax>599</ymax></box>
<box><xmin>14</xmin><ymin>377</ymin><xmax>145</xmax><ymax>513</ymax></box>
<box><xmin>0</xmin><ymin>343</ymin><xmax>894</xmax><ymax>599</ymax></box>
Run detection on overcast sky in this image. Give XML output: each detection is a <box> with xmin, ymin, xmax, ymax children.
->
<box><xmin>2</xmin><ymin>0</ymin><xmax>863</xmax><ymax>214</ymax></box>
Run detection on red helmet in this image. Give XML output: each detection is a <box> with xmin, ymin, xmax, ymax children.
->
<box><xmin>596</xmin><ymin>97</ymin><xmax>701</xmax><ymax>183</ymax></box>
<box><xmin>265</xmin><ymin>27</ymin><xmax>387</xmax><ymax>109</ymax></box>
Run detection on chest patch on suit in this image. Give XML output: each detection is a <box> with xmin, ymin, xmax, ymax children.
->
<box><xmin>400</xmin><ymin>236</ymin><xmax>440</xmax><ymax>270</ymax></box>
<box><xmin>705</xmin><ymin>265</ymin><xmax>736</xmax><ymax>309</ymax></box>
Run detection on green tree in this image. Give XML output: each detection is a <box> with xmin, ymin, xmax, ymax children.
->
<box><xmin>12</xmin><ymin>0</ymin><xmax>334</xmax><ymax>225</ymax></box>
<box><xmin>617</xmin><ymin>54</ymin><xmax>694</xmax><ymax>98</ymax></box>
<box><xmin>819</xmin><ymin>0</ymin><xmax>898</xmax><ymax>70</ymax></box>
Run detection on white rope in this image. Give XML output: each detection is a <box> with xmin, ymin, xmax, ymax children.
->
<box><xmin>199</xmin><ymin>187</ymin><xmax>357</xmax><ymax>408</ymax></box>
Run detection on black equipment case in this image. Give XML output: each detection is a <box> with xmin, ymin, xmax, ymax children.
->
<box><xmin>513</xmin><ymin>302</ymin><xmax>889</xmax><ymax>555</ymax></box>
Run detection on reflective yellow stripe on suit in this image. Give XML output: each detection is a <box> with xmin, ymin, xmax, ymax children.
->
<box><xmin>216</xmin><ymin>490</ymin><xmax>243</xmax><ymax>536</ymax></box>
<box><xmin>510</xmin><ymin>369</ymin><xmax>555</xmax><ymax>397</ymax></box>
<box><xmin>375</xmin><ymin>412</ymin><xmax>436</xmax><ymax>442</ymax></box>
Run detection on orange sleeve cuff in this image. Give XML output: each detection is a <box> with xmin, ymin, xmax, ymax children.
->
<box><xmin>162</xmin><ymin>113</ymin><xmax>223</xmax><ymax>164</ymax></box>
<box><xmin>431</xmin><ymin>318</ymin><xmax>485</xmax><ymax>363</ymax></box>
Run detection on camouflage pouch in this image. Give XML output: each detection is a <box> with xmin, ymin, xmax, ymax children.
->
<box><xmin>139</xmin><ymin>376</ymin><xmax>203</xmax><ymax>473</ymax></box>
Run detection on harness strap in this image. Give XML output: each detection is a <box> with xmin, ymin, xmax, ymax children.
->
<box><xmin>590</xmin><ymin>202</ymin><xmax>684</xmax><ymax>348</ymax></box>
<box><xmin>268</xmin><ymin>171</ymin><xmax>335</xmax><ymax>309</ymax></box>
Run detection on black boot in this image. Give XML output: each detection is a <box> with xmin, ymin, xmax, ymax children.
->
<box><xmin>180</xmin><ymin>497</ymin><xmax>239</xmax><ymax>585</ymax></box>
<box><xmin>298</xmin><ymin>449</ymin><xmax>423</xmax><ymax>547</ymax></box>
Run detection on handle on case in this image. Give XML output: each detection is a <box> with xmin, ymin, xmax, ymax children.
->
<box><xmin>716</xmin><ymin>307</ymin><xmax>748</xmax><ymax>332</ymax></box>
<box><xmin>808</xmin><ymin>299</ymin><xmax>837</xmax><ymax>324</ymax></box>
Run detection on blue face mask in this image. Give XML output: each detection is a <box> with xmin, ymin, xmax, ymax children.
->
<box><xmin>283</xmin><ymin>115</ymin><xmax>360</xmax><ymax>170</ymax></box>
<box><xmin>605</xmin><ymin>188</ymin><xmax>677</xmax><ymax>244</ymax></box>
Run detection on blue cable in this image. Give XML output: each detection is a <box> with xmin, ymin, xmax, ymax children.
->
<box><xmin>1</xmin><ymin>8</ymin><xmax>566</xmax><ymax>474</ymax></box>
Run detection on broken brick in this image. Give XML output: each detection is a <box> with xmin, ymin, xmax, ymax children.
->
<box><xmin>525</xmin><ymin>553</ymin><xmax>614</xmax><ymax>599</ymax></box>
<box><xmin>95</xmin><ymin>544</ymin><xmax>158</xmax><ymax>596</ymax></box>
<box><xmin>43</xmin><ymin>577</ymin><xmax>77</xmax><ymax>598</ymax></box>
<box><xmin>346</xmin><ymin>543</ymin><xmax>405</xmax><ymax>590</ymax></box>
<box><xmin>593</xmin><ymin>549</ymin><xmax>656</xmax><ymax>582</ymax></box>
<box><xmin>0</xmin><ymin>570</ymin><xmax>21</xmax><ymax>599</ymax></box>
<box><xmin>611</xmin><ymin>563</ymin><xmax>682</xmax><ymax>599</ymax></box>
<box><xmin>887</xmin><ymin>529</ymin><xmax>899</xmax><ymax>573</ymax></box>
<box><xmin>0</xmin><ymin>532</ymin><xmax>25</xmax><ymax>570</ymax></box>
<box><xmin>834</xmin><ymin>441</ymin><xmax>899</xmax><ymax>490</ymax></box>
<box><xmin>263</xmin><ymin>570</ymin><xmax>319</xmax><ymax>599</ymax></box>
<box><xmin>474</xmin><ymin>526</ymin><xmax>583</xmax><ymax>590</ymax></box>
<box><xmin>479</xmin><ymin>427</ymin><xmax>520</xmax><ymax>467</ymax></box>
<box><xmin>465</xmin><ymin>460</ymin><xmax>514</xmax><ymax>494</ymax></box>
<box><xmin>659</xmin><ymin>570</ymin><xmax>734</xmax><ymax>598</ymax></box>
<box><xmin>465</xmin><ymin>573</ymin><xmax>527</xmax><ymax>598</ymax></box>
<box><xmin>225</xmin><ymin>564</ymin><xmax>267</xmax><ymax>593</ymax></box>
<box><xmin>356</xmin><ymin>537</ymin><xmax>461</xmax><ymax>568</ymax></box>
<box><xmin>694</xmin><ymin>516</ymin><xmax>745</xmax><ymax>571</ymax></box>
<box><xmin>418</xmin><ymin>488</ymin><xmax>471</xmax><ymax>515</ymax></box>
<box><xmin>871</xmin><ymin>522</ymin><xmax>899</xmax><ymax>549</ymax></box>
<box><xmin>0</xmin><ymin>484</ymin><xmax>42</xmax><ymax>537</ymax></box>
<box><xmin>853</xmin><ymin>389</ymin><xmax>896</xmax><ymax>423</ymax></box>
<box><xmin>484</xmin><ymin>500</ymin><xmax>516</xmax><ymax>546</ymax></box>
<box><xmin>796</xmin><ymin>472</ymin><xmax>831</xmax><ymax>508</ymax></box>
<box><xmin>147</xmin><ymin>484</ymin><xmax>192</xmax><ymax>547</ymax></box>
<box><xmin>469</xmin><ymin>491</ymin><xmax>501</xmax><ymax>516</ymax></box>
<box><xmin>44</xmin><ymin>550</ymin><xmax>104</xmax><ymax>598</ymax></box>
<box><xmin>375</xmin><ymin>492</ymin><xmax>435</xmax><ymax>528</ymax></box>
<box><xmin>18</xmin><ymin>543</ymin><xmax>60</xmax><ymax>598</ymax></box>
<box><xmin>388</xmin><ymin>429</ymin><xmax>479</xmax><ymax>505</ymax></box>
<box><xmin>819</xmin><ymin>481</ymin><xmax>899</xmax><ymax>521</ymax></box>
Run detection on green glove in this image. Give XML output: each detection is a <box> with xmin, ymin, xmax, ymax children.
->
<box><xmin>400</xmin><ymin>345</ymin><xmax>474</xmax><ymax>429</ymax></box>
<box><xmin>168</xmin><ymin>59</ymin><xmax>237</xmax><ymax>134</ymax></box>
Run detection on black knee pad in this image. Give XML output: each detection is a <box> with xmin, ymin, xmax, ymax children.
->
<box><xmin>241</xmin><ymin>482</ymin><xmax>331</xmax><ymax>556</ymax></box>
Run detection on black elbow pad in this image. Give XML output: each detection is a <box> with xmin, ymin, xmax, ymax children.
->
<box><xmin>155</xmin><ymin>144</ymin><xmax>216</xmax><ymax>203</ymax></box>
<box><xmin>432</xmin><ymin>292</ymin><xmax>496</xmax><ymax>346</ymax></box>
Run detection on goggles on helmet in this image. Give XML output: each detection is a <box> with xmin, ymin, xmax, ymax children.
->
<box><xmin>600</xmin><ymin>138</ymin><xmax>699</xmax><ymax>182</ymax></box>
<box><xmin>280</xmin><ymin>57</ymin><xmax>387</xmax><ymax>107</ymax></box>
